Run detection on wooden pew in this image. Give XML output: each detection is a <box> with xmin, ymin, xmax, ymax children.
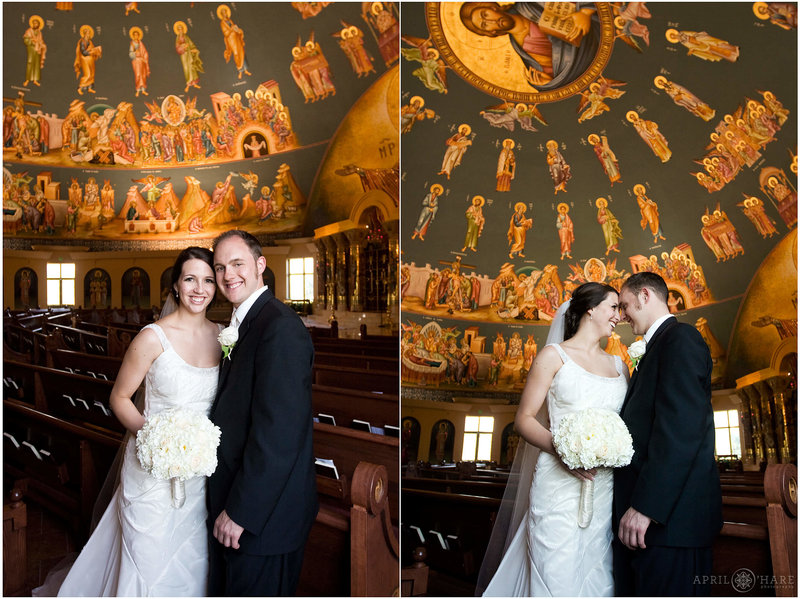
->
<box><xmin>314</xmin><ymin>351</ymin><xmax>398</xmax><ymax>372</ymax></box>
<box><xmin>313</xmin><ymin>364</ymin><xmax>398</xmax><ymax>394</ymax></box>
<box><xmin>43</xmin><ymin>323</ymin><xmax>108</xmax><ymax>355</ymax></box>
<box><xmin>48</xmin><ymin>348</ymin><xmax>123</xmax><ymax>382</ymax></box>
<box><xmin>312</xmin><ymin>384</ymin><xmax>398</xmax><ymax>430</ymax></box>
<box><xmin>3</xmin><ymin>488</ymin><xmax>27</xmax><ymax>596</ymax></box>
<box><xmin>401</xmin><ymin>476</ymin><xmax>507</xmax><ymax>500</ymax></box>
<box><xmin>299</xmin><ymin>462</ymin><xmax>399</xmax><ymax>596</ymax></box>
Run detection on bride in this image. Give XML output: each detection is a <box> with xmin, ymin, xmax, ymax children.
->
<box><xmin>478</xmin><ymin>282</ymin><xmax>629</xmax><ymax>596</ymax></box>
<box><xmin>41</xmin><ymin>247</ymin><xmax>222</xmax><ymax>597</ymax></box>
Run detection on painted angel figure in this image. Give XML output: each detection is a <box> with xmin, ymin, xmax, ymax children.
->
<box><xmin>174</xmin><ymin>21</ymin><xmax>203</xmax><ymax>92</ymax></box>
<box><xmin>654</xmin><ymin>76</ymin><xmax>714</xmax><ymax>121</ymax></box>
<box><xmin>753</xmin><ymin>2</ymin><xmax>797</xmax><ymax>30</ymax></box>
<box><xmin>507</xmin><ymin>202</ymin><xmax>532</xmax><ymax>259</ymax></box>
<box><xmin>577</xmin><ymin>78</ymin><xmax>626</xmax><ymax>123</ymax></box>
<box><xmin>613</xmin><ymin>2</ymin><xmax>651</xmax><ymax>52</ymax></box>
<box><xmin>335</xmin><ymin>24</ymin><xmax>375</xmax><ymax>77</ymax></box>
<box><xmin>481</xmin><ymin>102</ymin><xmax>544</xmax><ymax>132</ymax></box>
<box><xmin>129</xmin><ymin>27</ymin><xmax>150</xmax><ymax>97</ymax></box>
<box><xmin>596</xmin><ymin>197</ymin><xmax>622</xmax><ymax>255</ymax></box>
<box><xmin>665</xmin><ymin>28</ymin><xmax>739</xmax><ymax>62</ymax></box>
<box><xmin>217</xmin><ymin>4</ymin><xmax>251</xmax><ymax>79</ymax></box>
<box><xmin>739</xmin><ymin>196</ymin><xmax>777</xmax><ymax>238</ymax></box>
<box><xmin>23</xmin><ymin>15</ymin><xmax>47</xmax><ymax>87</ymax></box>
<box><xmin>546</xmin><ymin>140</ymin><xmax>571</xmax><ymax>194</ymax></box>
<box><xmin>588</xmin><ymin>134</ymin><xmax>621</xmax><ymax>186</ymax></box>
<box><xmin>401</xmin><ymin>35</ymin><xmax>447</xmax><ymax>94</ymax></box>
<box><xmin>438</xmin><ymin>124</ymin><xmax>472</xmax><ymax>180</ymax></box>
<box><xmin>401</xmin><ymin>96</ymin><xmax>435</xmax><ymax>134</ymax></box>
<box><xmin>556</xmin><ymin>202</ymin><xmax>574</xmax><ymax>260</ymax></box>
<box><xmin>496</xmin><ymin>139</ymin><xmax>516</xmax><ymax>192</ymax></box>
<box><xmin>627</xmin><ymin>110</ymin><xmax>671</xmax><ymax>163</ymax></box>
<box><xmin>74</xmin><ymin>25</ymin><xmax>102</xmax><ymax>95</ymax></box>
<box><xmin>634</xmin><ymin>184</ymin><xmax>666</xmax><ymax>243</ymax></box>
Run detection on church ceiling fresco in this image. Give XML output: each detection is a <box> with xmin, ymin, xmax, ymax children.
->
<box><xmin>2</xmin><ymin>1</ymin><xmax>399</xmax><ymax>242</ymax></box>
<box><xmin>400</xmin><ymin>2</ymin><xmax>797</xmax><ymax>393</ymax></box>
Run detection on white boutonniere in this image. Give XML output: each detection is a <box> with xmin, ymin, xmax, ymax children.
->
<box><xmin>628</xmin><ymin>339</ymin><xmax>647</xmax><ymax>370</ymax></box>
<box><xmin>218</xmin><ymin>326</ymin><xmax>239</xmax><ymax>360</ymax></box>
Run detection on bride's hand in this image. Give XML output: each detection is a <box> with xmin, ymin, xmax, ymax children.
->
<box><xmin>568</xmin><ymin>466</ymin><xmax>596</xmax><ymax>481</ymax></box>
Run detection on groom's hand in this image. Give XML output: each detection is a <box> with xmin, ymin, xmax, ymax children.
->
<box><xmin>213</xmin><ymin>510</ymin><xmax>244</xmax><ymax>549</ymax></box>
<box><xmin>618</xmin><ymin>507</ymin><xmax>651</xmax><ymax>550</ymax></box>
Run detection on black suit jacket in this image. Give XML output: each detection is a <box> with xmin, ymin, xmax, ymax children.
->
<box><xmin>208</xmin><ymin>288</ymin><xmax>318</xmax><ymax>556</ymax></box>
<box><xmin>613</xmin><ymin>317</ymin><xmax>722</xmax><ymax>547</ymax></box>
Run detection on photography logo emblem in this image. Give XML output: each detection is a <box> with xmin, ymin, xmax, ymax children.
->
<box><xmin>732</xmin><ymin>568</ymin><xmax>756</xmax><ymax>593</ymax></box>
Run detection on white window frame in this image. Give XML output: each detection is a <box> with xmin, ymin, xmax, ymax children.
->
<box><xmin>462</xmin><ymin>416</ymin><xmax>494</xmax><ymax>461</ymax></box>
<box><xmin>287</xmin><ymin>257</ymin><xmax>314</xmax><ymax>301</ymax></box>
<box><xmin>46</xmin><ymin>263</ymin><xmax>76</xmax><ymax>306</ymax></box>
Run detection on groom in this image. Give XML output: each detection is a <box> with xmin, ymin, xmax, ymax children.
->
<box><xmin>614</xmin><ymin>272</ymin><xmax>722</xmax><ymax>596</ymax></box>
<box><xmin>208</xmin><ymin>230</ymin><xmax>318</xmax><ymax>596</ymax></box>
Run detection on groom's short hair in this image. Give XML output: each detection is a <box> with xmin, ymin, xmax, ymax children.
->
<box><xmin>621</xmin><ymin>272</ymin><xmax>669</xmax><ymax>304</ymax></box>
<box><xmin>213</xmin><ymin>229</ymin><xmax>263</xmax><ymax>263</ymax></box>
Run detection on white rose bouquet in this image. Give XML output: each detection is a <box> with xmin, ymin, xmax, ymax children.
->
<box><xmin>136</xmin><ymin>408</ymin><xmax>221</xmax><ymax>508</ymax></box>
<box><xmin>628</xmin><ymin>339</ymin><xmax>647</xmax><ymax>369</ymax></box>
<box><xmin>218</xmin><ymin>325</ymin><xmax>238</xmax><ymax>360</ymax></box>
<box><xmin>552</xmin><ymin>408</ymin><xmax>634</xmax><ymax>528</ymax></box>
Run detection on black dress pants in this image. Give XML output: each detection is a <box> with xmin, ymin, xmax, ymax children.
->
<box><xmin>208</xmin><ymin>538</ymin><xmax>306</xmax><ymax>597</ymax></box>
<box><xmin>614</xmin><ymin>539</ymin><xmax>713</xmax><ymax>596</ymax></box>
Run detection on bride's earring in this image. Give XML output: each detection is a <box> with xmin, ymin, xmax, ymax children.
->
<box><xmin>589</xmin><ymin>312</ymin><xmax>593</xmax><ymax>321</ymax></box>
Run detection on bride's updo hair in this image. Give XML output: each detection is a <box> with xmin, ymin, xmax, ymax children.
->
<box><xmin>563</xmin><ymin>282</ymin><xmax>618</xmax><ymax>340</ymax></box>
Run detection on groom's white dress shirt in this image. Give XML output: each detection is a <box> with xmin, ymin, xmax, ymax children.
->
<box><xmin>644</xmin><ymin>314</ymin><xmax>674</xmax><ymax>345</ymax></box>
<box><xmin>230</xmin><ymin>284</ymin><xmax>270</xmax><ymax>328</ymax></box>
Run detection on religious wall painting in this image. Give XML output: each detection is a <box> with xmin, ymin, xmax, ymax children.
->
<box><xmin>290</xmin><ymin>33</ymin><xmax>336</xmax><ymax>102</ymax></box>
<box><xmin>739</xmin><ymin>195</ymin><xmax>779</xmax><ymax>239</ymax></box>
<box><xmin>612</xmin><ymin>2</ymin><xmax>652</xmax><ymax>52</ymax></box>
<box><xmin>335</xmin><ymin>23</ymin><xmax>377</xmax><ymax>78</ymax></box>
<box><xmin>626</xmin><ymin>109</ymin><xmax>671</xmax><ymax>163</ymax></box>
<box><xmin>401</xmin><ymin>36</ymin><xmax>449</xmax><ymax>94</ymax></box>
<box><xmin>555</xmin><ymin>202</ymin><xmax>575</xmax><ymax>260</ymax></box>
<box><xmin>14</xmin><ymin>267</ymin><xmax>38</xmax><ymax>310</ymax></box>
<box><xmin>752</xmin><ymin>2</ymin><xmax>798</xmax><ymax>30</ymax></box>
<box><xmin>653</xmin><ymin>76</ymin><xmax>715</xmax><ymax>121</ymax></box>
<box><xmin>462</xmin><ymin>195</ymin><xmax>486</xmax><ymax>253</ymax></box>
<box><xmin>424</xmin><ymin>3</ymin><xmax>617</xmax><ymax>104</ymax></box>
<box><xmin>334</xmin><ymin>162</ymin><xmax>400</xmax><ymax>207</ymax></box>
<box><xmin>627</xmin><ymin>245</ymin><xmax>714</xmax><ymax>310</ymax></box>
<box><xmin>128</xmin><ymin>27</ymin><xmax>150</xmax><ymax>97</ymax></box>
<box><xmin>429</xmin><ymin>419</ymin><xmax>455</xmax><ymax>464</ymax></box>
<box><xmin>23</xmin><ymin>15</ymin><xmax>47</xmax><ymax>88</ymax></box>
<box><xmin>439</xmin><ymin>123</ymin><xmax>473</xmax><ymax>180</ymax></box>
<box><xmin>587</xmin><ymin>133</ymin><xmax>621</xmax><ymax>186</ymax></box>
<box><xmin>84</xmin><ymin>268</ymin><xmax>111</xmax><ymax>309</ymax></box>
<box><xmin>361</xmin><ymin>1</ymin><xmax>400</xmax><ymax>68</ymax></box>
<box><xmin>173</xmin><ymin>20</ymin><xmax>204</xmax><ymax>92</ymax></box>
<box><xmin>125</xmin><ymin>3</ymin><xmax>140</xmax><ymax>16</ymax></box>
<box><xmin>507</xmin><ymin>202</ymin><xmax>532</xmax><ymax>259</ymax></box>
<box><xmin>496</xmin><ymin>139</ymin><xmax>516</xmax><ymax>192</ymax></box>
<box><xmin>480</xmin><ymin>101</ymin><xmax>545</xmax><ymax>133</ymax></box>
<box><xmin>74</xmin><ymin>25</ymin><xmax>102</xmax><ymax>96</ymax></box>
<box><xmin>401</xmin><ymin>95</ymin><xmax>437</xmax><ymax>134</ymax></box>
<box><xmin>159</xmin><ymin>267</ymin><xmax>173</xmax><ymax>306</ymax></box>
<box><xmin>500</xmin><ymin>423</ymin><xmax>520</xmax><ymax>467</ymax></box>
<box><xmin>633</xmin><ymin>184</ymin><xmax>666</xmax><ymax>244</ymax></box>
<box><xmin>122</xmin><ymin>267</ymin><xmax>149</xmax><ymax>308</ymax></box>
<box><xmin>695</xmin><ymin>317</ymin><xmax>728</xmax><ymax>386</ymax></box>
<box><xmin>665</xmin><ymin>28</ymin><xmax>740</xmax><ymax>62</ymax></box>
<box><xmin>576</xmin><ymin>76</ymin><xmax>626</xmax><ymax>123</ymax></box>
<box><xmin>401</xmin><ymin>417</ymin><xmax>421</xmax><ymax>464</ymax></box>
<box><xmin>411</xmin><ymin>183</ymin><xmax>443</xmax><ymax>241</ymax></box>
<box><xmin>595</xmin><ymin>197</ymin><xmax>622</xmax><ymax>256</ymax></box>
<box><xmin>759</xmin><ymin>166</ymin><xmax>797</xmax><ymax>229</ymax></box>
<box><xmin>292</xmin><ymin>2</ymin><xmax>331</xmax><ymax>19</ymax></box>
<box><xmin>700</xmin><ymin>204</ymin><xmax>745</xmax><ymax>262</ymax></box>
<box><xmin>216</xmin><ymin>4</ymin><xmax>252</xmax><ymax>80</ymax></box>
<box><xmin>545</xmin><ymin>139</ymin><xmax>571</xmax><ymax>194</ymax></box>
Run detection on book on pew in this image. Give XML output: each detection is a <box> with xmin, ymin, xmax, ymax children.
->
<box><xmin>317</xmin><ymin>413</ymin><xmax>336</xmax><ymax>426</ymax></box>
<box><xmin>428</xmin><ymin>530</ymin><xmax>449</xmax><ymax>550</ymax></box>
<box><xmin>384</xmin><ymin>425</ymin><xmax>400</xmax><ymax>438</ymax></box>
<box><xmin>446</xmin><ymin>534</ymin><xmax>461</xmax><ymax>551</ymax></box>
<box><xmin>3</xmin><ymin>432</ymin><xmax>20</xmax><ymax>449</ymax></box>
<box><xmin>351</xmin><ymin>419</ymin><xmax>372</xmax><ymax>433</ymax></box>
<box><xmin>409</xmin><ymin>525</ymin><xmax>426</xmax><ymax>544</ymax></box>
<box><xmin>315</xmin><ymin>458</ymin><xmax>339</xmax><ymax>480</ymax></box>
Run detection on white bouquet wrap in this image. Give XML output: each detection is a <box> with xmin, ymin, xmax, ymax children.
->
<box><xmin>552</xmin><ymin>408</ymin><xmax>634</xmax><ymax>528</ymax></box>
<box><xmin>136</xmin><ymin>408</ymin><xmax>221</xmax><ymax>508</ymax></box>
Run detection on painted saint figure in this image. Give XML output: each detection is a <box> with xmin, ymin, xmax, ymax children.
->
<box><xmin>336</xmin><ymin>25</ymin><xmax>375</xmax><ymax>78</ymax></box>
<box><xmin>588</xmin><ymin>133</ymin><xmax>621</xmax><ymax>185</ymax></box>
<box><xmin>462</xmin><ymin>195</ymin><xmax>485</xmax><ymax>252</ymax></box>
<box><xmin>411</xmin><ymin>184</ymin><xmax>443</xmax><ymax>241</ymax></box>
<box><xmin>665</xmin><ymin>28</ymin><xmax>739</xmax><ymax>62</ymax></box>
<box><xmin>739</xmin><ymin>196</ymin><xmax>777</xmax><ymax>238</ymax></box>
<box><xmin>128</xmin><ymin>27</ymin><xmax>150</xmax><ymax>97</ymax></box>
<box><xmin>401</xmin><ymin>96</ymin><xmax>435</xmax><ymax>134</ymax></box>
<box><xmin>634</xmin><ymin>184</ymin><xmax>666</xmax><ymax>244</ymax></box>
<box><xmin>439</xmin><ymin>124</ymin><xmax>472</xmax><ymax>180</ymax></box>
<box><xmin>556</xmin><ymin>202</ymin><xmax>574</xmax><ymax>260</ymax></box>
<box><xmin>546</xmin><ymin>140</ymin><xmax>571</xmax><ymax>194</ymax></box>
<box><xmin>496</xmin><ymin>139</ymin><xmax>516</xmax><ymax>192</ymax></box>
<box><xmin>507</xmin><ymin>202</ymin><xmax>532</xmax><ymax>259</ymax></box>
<box><xmin>596</xmin><ymin>197</ymin><xmax>622</xmax><ymax>255</ymax></box>
<box><xmin>23</xmin><ymin>15</ymin><xmax>47</xmax><ymax>87</ymax></box>
<box><xmin>174</xmin><ymin>21</ymin><xmax>203</xmax><ymax>92</ymax></box>
<box><xmin>74</xmin><ymin>25</ymin><xmax>102</xmax><ymax>95</ymax></box>
<box><xmin>654</xmin><ymin>76</ymin><xmax>714</xmax><ymax>121</ymax></box>
<box><xmin>217</xmin><ymin>4</ymin><xmax>251</xmax><ymax>79</ymax></box>
<box><xmin>627</xmin><ymin>110</ymin><xmax>671</xmax><ymax>163</ymax></box>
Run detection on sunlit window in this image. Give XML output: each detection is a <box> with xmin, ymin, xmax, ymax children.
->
<box><xmin>462</xmin><ymin>416</ymin><xmax>494</xmax><ymax>461</ymax></box>
<box><xmin>287</xmin><ymin>257</ymin><xmax>314</xmax><ymax>301</ymax></box>
<box><xmin>46</xmin><ymin>263</ymin><xmax>76</xmax><ymax>306</ymax></box>
<box><xmin>714</xmin><ymin>409</ymin><xmax>741</xmax><ymax>458</ymax></box>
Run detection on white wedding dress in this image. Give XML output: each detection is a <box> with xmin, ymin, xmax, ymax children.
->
<box><xmin>483</xmin><ymin>344</ymin><xmax>628</xmax><ymax>597</ymax></box>
<box><xmin>55</xmin><ymin>323</ymin><xmax>219</xmax><ymax>597</ymax></box>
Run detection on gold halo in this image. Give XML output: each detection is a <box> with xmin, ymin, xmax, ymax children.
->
<box><xmin>711</xmin><ymin>157</ymin><xmax>720</xmax><ymax>165</ymax></box>
<box><xmin>79</xmin><ymin>24</ymin><xmax>94</xmax><ymax>38</ymax></box>
<box><xmin>753</xmin><ymin>2</ymin><xmax>770</xmax><ymax>19</ymax></box>
<box><xmin>751</xmin><ymin>197</ymin><xmax>762</xmax><ymax>206</ymax></box>
<box><xmin>633</xmin><ymin>184</ymin><xmax>646</xmax><ymax>195</ymax></box>
<box><xmin>245</xmin><ymin>89</ymin><xmax>254</xmax><ymax>98</ymax></box>
<box><xmin>743</xmin><ymin>198</ymin><xmax>753</xmax><ymax>208</ymax></box>
<box><xmin>261</xmin><ymin>185</ymin><xmax>271</xmax><ymax>195</ymax></box>
<box><xmin>276</xmin><ymin>103</ymin><xmax>285</xmax><ymax>112</ymax></box>
<box><xmin>595</xmin><ymin>197</ymin><xmax>608</xmax><ymax>208</ymax></box>
<box><xmin>514</xmin><ymin>202</ymin><xmax>526</xmax><ymax>213</ymax></box>
<box><xmin>587</xmin><ymin>133</ymin><xmax>600</xmax><ymax>145</ymax></box>
<box><xmin>626</xmin><ymin>110</ymin><xmax>639</xmax><ymax>122</ymax></box>
<box><xmin>557</xmin><ymin>202</ymin><xmax>569</xmax><ymax>213</ymax></box>
<box><xmin>661</xmin><ymin>252</ymin><xmax>669</xmax><ymax>260</ymax></box>
<box><xmin>653</xmin><ymin>75</ymin><xmax>670</xmax><ymax>90</ymax></box>
<box><xmin>768</xmin><ymin>176</ymin><xmax>779</xmax><ymax>188</ymax></box>
<box><xmin>723</xmin><ymin>130</ymin><xmax>734</xmax><ymax>140</ymax></box>
<box><xmin>291</xmin><ymin>46</ymin><xmax>302</xmax><ymax>58</ymax></box>
<box><xmin>613</xmin><ymin>15</ymin><xmax>625</xmax><ymax>29</ymax></box>
<box><xmin>340</xmin><ymin>27</ymin><xmax>350</xmax><ymax>39</ymax></box>
<box><xmin>232</xmin><ymin>92</ymin><xmax>241</xmax><ymax>102</ymax></box>
<box><xmin>701</xmin><ymin>214</ymin><xmax>710</xmax><ymax>224</ymax></box>
<box><xmin>428</xmin><ymin>48</ymin><xmax>440</xmax><ymax>60</ymax></box>
<box><xmin>665</xmin><ymin>28</ymin><xmax>680</xmax><ymax>44</ymax></box>
<box><xmin>371</xmin><ymin>1</ymin><xmax>384</xmax><ymax>16</ymax></box>
<box><xmin>255</xmin><ymin>90</ymin><xmax>265</xmax><ymax>100</ymax></box>
<box><xmin>736</xmin><ymin>118</ymin><xmax>746</xmax><ymax>127</ymax></box>
<box><xmin>503</xmin><ymin>138</ymin><xmax>515</xmax><ymax>149</ymax></box>
<box><xmin>305</xmin><ymin>40</ymin><xmax>316</xmax><ymax>51</ymax></box>
<box><xmin>216</xmin><ymin>4</ymin><xmax>230</xmax><ymax>19</ymax></box>
<box><xmin>695</xmin><ymin>172</ymin><xmax>706</xmax><ymax>181</ymax></box>
<box><xmin>764</xmin><ymin>91</ymin><xmax>775</xmax><ymax>101</ymax></box>
<box><xmin>173</xmin><ymin>20</ymin><xmax>187</xmax><ymax>34</ymax></box>
<box><xmin>649</xmin><ymin>255</ymin><xmax>658</xmax><ymax>262</ymax></box>
<box><xmin>430</xmin><ymin>183</ymin><xmax>443</xmax><ymax>195</ymax></box>
<box><xmin>716</xmin><ymin>143</ymin><xmax>726</xmax><ymax>152</ymax></box>
<box><xmin>472</xmin><ymin>195</ymin><xmax>485</xmax><ymax>206</ymax></box>
<box><xmin>710</xmin><ymin>132</ymin><xmax>720</xmax><ymax>142</ymax></box>
<box><xmin>348</xmin><ymin>26</ymin><xmax>359</xmax><ymax>37</ymax></box>
<box><xmin>409</xmin><ymin>95</ymin><xmax>424</xmax><ymax>107</ymax></box>
<box><xmin>29</xmin><ymin>15</ymin><xmax>44</xmax><ymax>29</ymax></box>
<box><xmin>747</xmin><ymin>100</ymin><xmax>758</xmax><ymax>109</ymax></box>
<box><xmin>589</xmin><ymin>82</ymin><xmax>600</xmax><ymax>92</ymax></box>
<box><xmin>278</xmin><ymin>111</ymin><xmax>288</xmax><ymax>121</ymax></box>
<box><xmin>458</xmin><ymin>123</ymin><xmax>471</xmax><ymax>136</ymax></box>
<box><xmin>515</xmin><ymin>102</ymin><xmax>527</xmax><ymax>112</ymax></box>
<box><xmin>546</xmin><ymin>139</ymin><xmax>557</xmax><ymax>149</ymax></box>
<box><xmin>670</xmin><ymin>251</ymin><xmax>679</xmax><ymax>260</ymax></box>
<box><xmin>129</xmin><ymin>26</ymin><xmax>143</xmax><ymax>40</ymax></box>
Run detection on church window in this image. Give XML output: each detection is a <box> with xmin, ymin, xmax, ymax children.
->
<box><xmin>287</xmin><ymin>257</ymin><xmax>314</xmax><ymax>301</ymax></box>
<box><xmin>714</xmin><ymin>409</ymin><xmax>741</xmax><ymax>458</ymax></box>
<box><xmin>462</xmin><ymin>415</ymin><xmax>494</xmax><ymax>461</ymax></box>
<box><xmin>46</xmin><ymin>262</ymin><xmax>75</xmax><ymax>306</ymax></box>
